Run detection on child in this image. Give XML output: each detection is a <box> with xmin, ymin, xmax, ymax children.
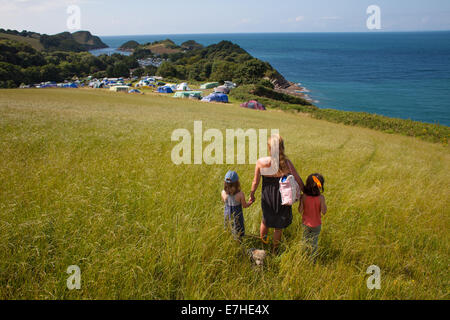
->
<box><xmin>221</xmin><ymin>171</ymin><xmax>254</xmax><ymax>239</ymax></box>
<box><xmin>298</xmin><ymin>173</ymin><xmax>327</xmax><ymax>256</ymax></box>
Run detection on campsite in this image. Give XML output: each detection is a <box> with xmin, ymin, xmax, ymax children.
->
<box><xmin>24</xmin><ymin>74</ymin><xmax>248</xmax><ymax>105</ymax></box>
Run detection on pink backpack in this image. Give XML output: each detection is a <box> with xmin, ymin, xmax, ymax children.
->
<box><xmin>279</xmin><ymin>175</ymin><xmax>301</xmax><ymax>206</ymax></box>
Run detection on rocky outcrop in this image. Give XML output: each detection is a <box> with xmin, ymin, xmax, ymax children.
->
<box><xmin>266</xmin><ymin>71</ymin><xmax>307</xmax><ymax>98</ymax></box>
<box><xmin>266</xmin><ymin>71</ymin><xmax>291</xmax><ymax>90</ymax></box>
<box><xmin>71</xmin><ymin>31</ymin><xmax>108</xmax><ymax>50</ymax></box>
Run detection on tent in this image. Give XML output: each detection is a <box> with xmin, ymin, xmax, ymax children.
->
<box><xmin>176</xmin><ymin>82</ymin><xmax>191</xmax><ymax>91</ymax></box>
<box><xmin>200</xmin><ymin>82</ymin><xmax>219</xmax><ymax>90</ymax></box>
<box><xmin>129</xmin><ymin>89</ymin><xmax>142</xmax><ymax>94</ymax></box>
<box><xmin>110</xmin><ymin>86</ymin><xmax>129</xmax><ymax>93</ymax></box>
<box><xmin>165</xmin><ymin>83</ymin><xmax>177</xmax><ymax>91</ymax></box>
<box><xmin>137</xmin><ymin>81</ymin><xmax>155</xmax><ymax>88</ymax></box>
<box><xmin>62</xmin><ymin>83</ymin><xmax>78</xmax><ymax>88</ymax></box>
<box><xmin>201</xmin><ymin>92</ymin><xmax>228</xmax><ymax>103</ymax></box>
<box><xmin>240</xmin><ymin>100</ymin><xmax>266</xmax><ymax>111</ymax></box>
<box><xmin>90</xmin><ymin>81</ymin><xmax>101</xmax><ymax>88</ymax></box>
<box><xmin>137</xmin><ymin>80</ymin><xmax>149</xmax><ymax>87</ymax></box>
<box><xmin>39</xmin><ymin>83</ymin><xmax>56</xmax><ymax>88</ymax></box>
<box><xmin>157</xmin><ymin>86</ymin><xmax>174</xmax><ymax>93</ymax></box>
<box><xmin>189</xmin><ymin>95</ymin><xmax>201</xmax><ymax>100</ymax></box>
<box><xmin>214</xmin><ymin>86</ymin><xmax>230</xmax><ymax>94</ymax></box>
<box><xmin>173</xmin><ymin>91</ymin><xmax>202</xmax><ymax>99</ymax></box>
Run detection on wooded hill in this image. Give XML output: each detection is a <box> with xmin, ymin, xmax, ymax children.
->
<box><xmin>0</xmin><ymin>29</ymin><xmax>108</xmax><ymax>52</ymax></box>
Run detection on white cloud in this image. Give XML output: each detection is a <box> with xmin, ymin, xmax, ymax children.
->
<box><xmin>281</xmin><ymin>16</ymin><xmax>305</xmax><ymax>24</ymax></box>
<box><xmin>232</xmin><ymin>17</ymin><xmax>256</xmax><ymax>28</ymax></box>
<box><xmin>0</xmin><ymin>0</ymin><xmax>98</xmax><ymax>34</ymax></box>
<box><xmin>319</xmin><ymin>16</ymin><xmax>341</xmax><ymax>20</ymax></box>
<box><xmin>1</xmin><ymin>0</ymin><xmax>92</xmax><ymax>14</ymax></box>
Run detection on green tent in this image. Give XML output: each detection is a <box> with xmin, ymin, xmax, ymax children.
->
<box><xmin>173</xmin><ymin>91</ymin><xmax>203</xmax><ymax>99</ymax></box>
<box><xmin>200</xmin><ymin>82</ymin><xmax>220</xmax><ymax>89</ymax></box>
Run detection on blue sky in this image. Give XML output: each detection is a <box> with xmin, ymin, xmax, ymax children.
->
<box><xmin>1</xmin><ymin>0</ymin><xmax>450</xmax><ymax>35</ymax></box>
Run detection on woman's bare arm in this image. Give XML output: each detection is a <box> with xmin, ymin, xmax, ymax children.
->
<box><xmin>287</xmin><ymin>160</ymin><xmax>305</xmax><ymax>192</ymax></box>
<box><xmin>250</xmin><ymin>160</ymin><xmax>262</xmax><ymax>201</ymax></box>
<box><xmin>298</xmin><ymin>194</ymin><xmax>305</xmax><ymax>214</ymax></box>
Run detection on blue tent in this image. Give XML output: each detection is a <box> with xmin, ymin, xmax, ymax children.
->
<box><xmin>157</xmin><ymin>86</ymin><xmax>174</xmax><ymax>93</ymax></box>
<box><xmin>62</xmin><ymin>83</ymin><xmax>78</xmax><ymax>88</ymax></box>
<box><xmin>201</xmin><ymin>93</ymin><xmax>228</xmax><ymax>103</ymax></box>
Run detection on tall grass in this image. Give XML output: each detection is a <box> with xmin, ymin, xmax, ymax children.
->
<box><xmin>0</xmin><ymin>89</ymin><xmax>448</xmax><ymax>299</ymax></box>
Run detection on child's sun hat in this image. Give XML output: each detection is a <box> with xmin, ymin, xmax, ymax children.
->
<box><xmin>224</xmin><ymin>171</ymin><xmax>239</xmax><ymax>183</ymax></box>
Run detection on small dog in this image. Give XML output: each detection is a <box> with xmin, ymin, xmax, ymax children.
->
<box><xmin>247</xmin><ymin>248</ymin><xmax>267</xmax><ymax>267</ymax></box>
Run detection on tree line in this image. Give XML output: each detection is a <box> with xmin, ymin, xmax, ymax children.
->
<box><xmin>0</xmin><ymin>38</ymin><xmax>279</xmax><ymax>88</ymax></box>
<box><xmin>154</xmin><ymin>41</ymin><xmax>279</xmax><ymax>85</ymax></box>
<box><xmin>0</xmin><ymin>39</ymin><xmax>140</xmax><ymax>88</ymax></box>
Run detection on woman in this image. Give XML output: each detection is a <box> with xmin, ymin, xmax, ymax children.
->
<box><xmin>249</xmin><ymin>134</ymin><xmax>305</xmax><ymax>252</ymax></box>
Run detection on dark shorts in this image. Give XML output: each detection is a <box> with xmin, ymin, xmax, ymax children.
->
<box><xmin>261</xmin><ymin>176</ymin><xmax>293</xmax><ymax>229</ymax></box>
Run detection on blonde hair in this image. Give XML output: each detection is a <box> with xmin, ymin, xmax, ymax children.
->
<box><xmin>268</xmin><ymin>134</ymin><xmax>289</xmax><ymax>175</ymax></box>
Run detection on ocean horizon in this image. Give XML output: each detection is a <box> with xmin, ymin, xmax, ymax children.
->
<box><xmin>93</xmin><ymin>32</ymin><xmax>450</xmax><ymax>126</ymax></box>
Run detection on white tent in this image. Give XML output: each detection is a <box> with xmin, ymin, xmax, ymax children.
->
<box><xmin>89</xmin><ymin>80</ymin><xmax>101</xmax><ymax>88</ymax></box>
<box><xmin>176</xmin><ymin>83</ymin><xmax>191</xmax><ymax>91</ymax></box>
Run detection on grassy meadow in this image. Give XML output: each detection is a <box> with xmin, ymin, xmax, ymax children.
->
<box><xmin>0</xmin><ymin>88</ymin><xmax>449</xmax><ymax>300</ymax></box>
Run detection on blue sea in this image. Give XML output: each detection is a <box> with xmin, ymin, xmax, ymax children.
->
<box><xmin>93</xmin><ymin>32</ymin><xmax>450</xmax><ymax>126</ymax></box>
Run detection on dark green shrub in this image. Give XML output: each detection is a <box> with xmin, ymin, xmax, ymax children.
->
<box><xmin>258</xmin><ymin>79</ymin><xmax>275</xmax><ymax>89</ymax></box>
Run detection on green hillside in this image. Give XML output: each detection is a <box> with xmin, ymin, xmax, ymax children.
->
<box><xmin>0</xmin><ymin>32</ymin><xmax>44</xmax><ymax>51</ymax></box>
<box><xmin>0</xmin><ymin>29</ymin><xmax>108</xmax><ymax>52</ymax></box>
<box><xmin>0</xmin><ymin>89</ymin><xmax>448</xmax><ymax>299</ymax></box>
<box><xmin>119</xmin><ymin>40</ymin><xmax>140</xmax><ymax>51</ymax></box>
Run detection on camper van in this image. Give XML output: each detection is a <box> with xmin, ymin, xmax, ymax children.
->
<box><xmin>224</xmin><ymin>81</ymin><xmax>237</xmax><ymax>89</ymax></box>
<box><xmin>110</xmin><ymin>86</ymin><xmax>129</xmax><ymax>93</ymax></box>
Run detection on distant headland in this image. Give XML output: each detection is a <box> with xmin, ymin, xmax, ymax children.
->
<box><xmin>0</xmin><ymin>29</ymin><xmax>108</xmax><ymax>52</ymax></box>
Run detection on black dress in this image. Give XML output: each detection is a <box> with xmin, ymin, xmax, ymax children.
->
<box><xmin>261</xmin><ymin>176</ymin><xmax>293</xmax><ymax>229</ymax></box>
